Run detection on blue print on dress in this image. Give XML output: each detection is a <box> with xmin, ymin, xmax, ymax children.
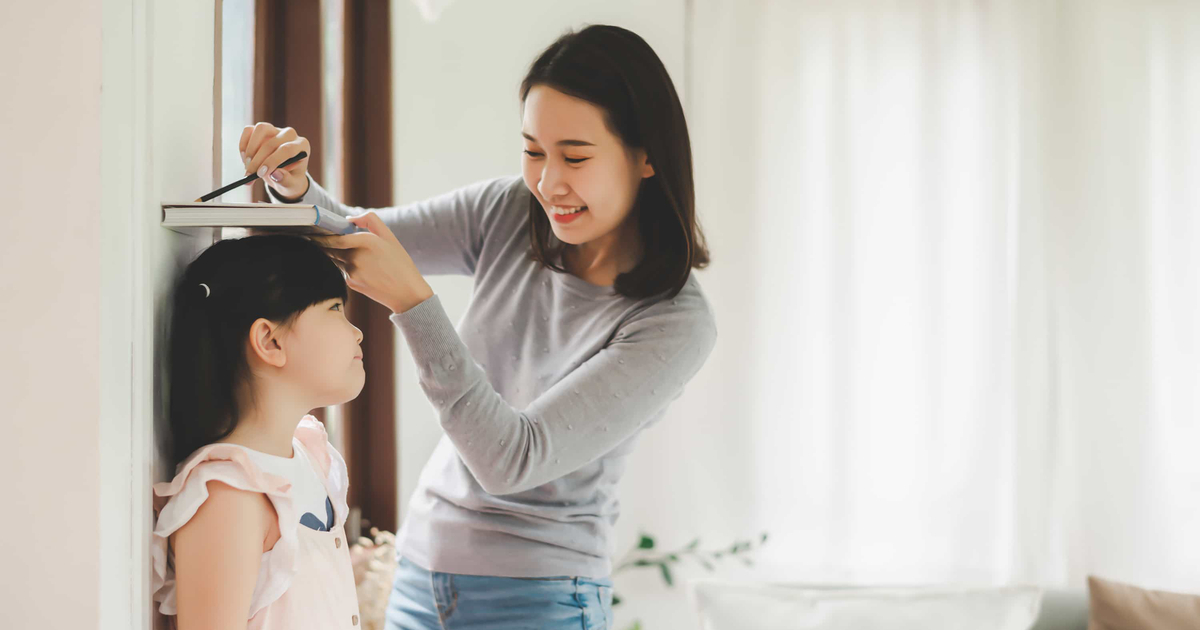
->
<box><xmin>299</xmin><ymin>497</ymin><xmax>335</xmax><ymax>531</ymax></box>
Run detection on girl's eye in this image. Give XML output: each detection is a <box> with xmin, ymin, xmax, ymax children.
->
<box><xmin>523</xmin><ymin>150</ymin><xmax>544</xmax><ymax>159</ymax></box>
<box><xmin>331</xmin><ymin>302</ymin><xmax>343</xmax><ymax>311</ymax></box>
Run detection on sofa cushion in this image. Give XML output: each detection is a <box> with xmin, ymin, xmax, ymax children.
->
<box><xmin>1087</xmin><ymin>575</ymin><xmax>1200</xmax><ymax>630</ymax></box>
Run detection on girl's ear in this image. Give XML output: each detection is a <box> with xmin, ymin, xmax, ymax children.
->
<box><xmin>248</xmin><ymin>318</ymin><xmax>287</xmax><ymax>368</ymax></box>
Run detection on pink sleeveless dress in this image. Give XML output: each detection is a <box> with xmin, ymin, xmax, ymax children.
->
<box><xmin>151</xmin><ymin>417</ymin><xmax>363</xmax><ymax>629</ymax></box>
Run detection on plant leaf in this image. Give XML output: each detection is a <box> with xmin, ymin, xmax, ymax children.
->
<box><xmin>638</xmin><ymin>535</ymin><xmax>656</xmax><ymax>550</ymax></box>
<box><xmin>685</xmin><ymin>538</ymin><xmax>700</xmax><ymax>551</ymax></box>
<box><xmin>659</xmin><ymin>562</ymin><xmax>674</xmax><ymax>587</ymax></box>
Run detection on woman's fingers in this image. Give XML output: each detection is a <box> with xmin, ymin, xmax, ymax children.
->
<box><xmin>270</xmin><ymin>139</ymin><xmax>309</xmax><ymax>172</ymax></box>
<box><xmin>247</xmin><ymin>127</ymin><xmax>296</xmax><ymax>177</ymax></box>
<box><xmin>312</xmin><ymin>232</ymin><xmax>372</xmax><ymax>250</ymax></box>
<box><xmin>348</xmin><ymin>213</ymin><xmax>399</xmax><ymax>244</ymax></box>
<box><xmin>236</xmin><ymin>124</ymin><xmax>311</xmax><ymax>199</ymax></box>
<box><xmin>242</xmin><ymin>122</ymin><xmax>281</xmax><ymax>171</ymax></box>
<box><xmin>238</xmin><ymin>125</ymin><xmax>253</xmax><ymax>156</ymax></box>
<box><xmin>260</xmin><ymin>138</ymin><xmax>310</xmax><ymax>189</ymax></box>
<box><xmin>247</xmin><ymin>137</ymin><xmax>285</xmax><ymax>177</ymax></box>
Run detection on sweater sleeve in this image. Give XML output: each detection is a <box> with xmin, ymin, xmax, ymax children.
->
<box><xmin>389</xmin><ymin>292</ymin><xmax>718</xmax><ymax>496</ymax></box>
<box><xmin>271</xmin><ymin>174</ymin><xmax>523</xmax><ymax>277</ymax></box>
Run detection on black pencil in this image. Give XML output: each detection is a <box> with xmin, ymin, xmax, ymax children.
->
<box><xmin>194</xmin><ymin>151</ymin><xmax>308</xmax><ymax>202</ymax></box>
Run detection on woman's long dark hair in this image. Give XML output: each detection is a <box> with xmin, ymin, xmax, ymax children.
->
<box><xmin>166</xmin><ymin>234</ymin><xmax>347</xmax><ymax>469</ymax></box>
<box><xmin>520</xmin><ymin>24</ymin><xmax>710</xmax><ymax>299</ymax></box>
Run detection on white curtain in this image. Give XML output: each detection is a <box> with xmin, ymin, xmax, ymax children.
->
<box><xmin>1043</xmin><ymin>0</ymin><xmax>1200</xmax><ymax>590</ymax></box>
<box><xmin>663</xmin><ymin>0</ymin><xmax>1200</xmax><ymax>593</ymax></box>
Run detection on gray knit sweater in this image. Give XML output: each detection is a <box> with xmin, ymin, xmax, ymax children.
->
<box><xmin>284</xmin><ymin>175</ymin><xmax>717</xmax><ymax>578</ymax></box>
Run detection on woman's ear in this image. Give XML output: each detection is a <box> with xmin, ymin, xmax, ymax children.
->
<box><xmin>639</xmin><ymin>150</ymin><xmax>655</xmax><ymax>179</ymax></box>
<box><xmin>247</xmin><ymin>318</ymin><xmax>287</xmax><ymax>368</ymax></box>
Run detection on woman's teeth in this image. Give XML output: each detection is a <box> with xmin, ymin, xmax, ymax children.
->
<box><xmin>550</xmin><ymin>206</ymin><xmax>587</xmax><ymax>215</ymax></box>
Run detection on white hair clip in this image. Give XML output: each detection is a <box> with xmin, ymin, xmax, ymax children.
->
<box><xmin>199</xmin><ymin>283</ymin><xmax>211</xmax><ymax>298</ymax></box>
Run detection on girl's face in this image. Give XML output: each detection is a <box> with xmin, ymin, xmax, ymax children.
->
<box><xmin>280</xmin><ymin>298</ymin><xmax>364</xmax><ymax>406</ymax></box>
<box><xmin>521</xmin><ymin>85</ymin><xmax>655</xmax><ymax>247</ymax></box>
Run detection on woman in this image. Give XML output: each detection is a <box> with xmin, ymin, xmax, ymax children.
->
<box><xmin>241</xmin><ymin>25</ymin><xmax>715</xmax><ymax>630</ymax></box>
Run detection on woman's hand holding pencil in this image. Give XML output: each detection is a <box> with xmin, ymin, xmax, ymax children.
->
<box><xmin>240</xmin><ymin>122</ymin><xmax>312</xmax><ymax>201</ymax></box>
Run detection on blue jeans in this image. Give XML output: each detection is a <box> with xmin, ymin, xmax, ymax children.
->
<box><xmin>385</xmin><ymin>557</ymin><xmax>614</xmax><ymax>630</ymax></box>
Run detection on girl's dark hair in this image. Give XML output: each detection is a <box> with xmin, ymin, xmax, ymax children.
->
<box><xmin>166</xmin><ymin>234</ymin><xmax>347</xmax><ymax>469</ymax></box>
<box><xmin>520</xmin><ymin>24</ymin><xmax>710</xmax><ymax>299</ymax></box>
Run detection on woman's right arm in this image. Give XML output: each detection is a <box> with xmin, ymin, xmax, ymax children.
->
<box><xmin>241</xmin><ymin>122</ymin><xmax>512</xmax><ymax>277</ymax></box>
<box><xmin>171</xmin><ymin>480</ymin><xmax>272</xmax><ymax>630</ymax></box>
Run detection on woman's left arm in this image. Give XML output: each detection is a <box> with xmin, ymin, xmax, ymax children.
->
<box><xmin>394</xmin><ymin>292</ymin><xmax>717</xmax><ymax>496</ymax></box>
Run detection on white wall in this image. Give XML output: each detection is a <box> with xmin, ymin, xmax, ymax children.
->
<box><xmin>133</xmin><ymin>2</ymin><xmax>222</xmax><ymax>627</ymax></box>
<box><xmin>1</xmin><ymin>1</ymin><xmax>219</xmax><ymax>628</ymax></box>
<box><xmin>0</xmin><ymin>2</ymin><xmax>103</xmax><ymax>627</ymax></box>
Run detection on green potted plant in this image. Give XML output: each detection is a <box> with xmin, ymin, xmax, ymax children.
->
<box><xmin>612</xmin><ymin>531</ymin><xmax>769</xmax><ymax>630</ymax></box>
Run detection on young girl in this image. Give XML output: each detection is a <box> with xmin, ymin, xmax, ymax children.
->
<box><xmin>151</xmin><ymin>234</ymin><xmax>366</xmax><ymax>630</ymax></box>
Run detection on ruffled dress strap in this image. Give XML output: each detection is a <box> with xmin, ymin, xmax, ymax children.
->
<box><xmin>150</xmin><ymin>442</ymin><xmax>299</xmax><ymax>619</ymax></box>
<box><xmin>293</xmin><ymin>415</ymin><xmax>351</xmax><ymax>528</ymax></box>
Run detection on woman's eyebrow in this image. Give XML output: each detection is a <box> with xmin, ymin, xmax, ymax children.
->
<box><xmin>522</xmin><ymin>132</ymin><xmax>595</xmax><ymax>147</ymax></box>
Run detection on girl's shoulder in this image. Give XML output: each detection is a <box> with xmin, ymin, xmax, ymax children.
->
<box><xmin>152</xmin><ymin>442</ymin><xmax>294</xmax><ymax>540</ymax></box>
<box><xmin>150</xmin><ymin>441</ymin><xmax>296</xmax><ymax>617</ymax></box>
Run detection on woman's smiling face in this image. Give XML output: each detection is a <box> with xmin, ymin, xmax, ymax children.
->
<box><xmin>520</xmin><ymin>85</ymin><xmax>655</xmax><ymax>246</ymax></box>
